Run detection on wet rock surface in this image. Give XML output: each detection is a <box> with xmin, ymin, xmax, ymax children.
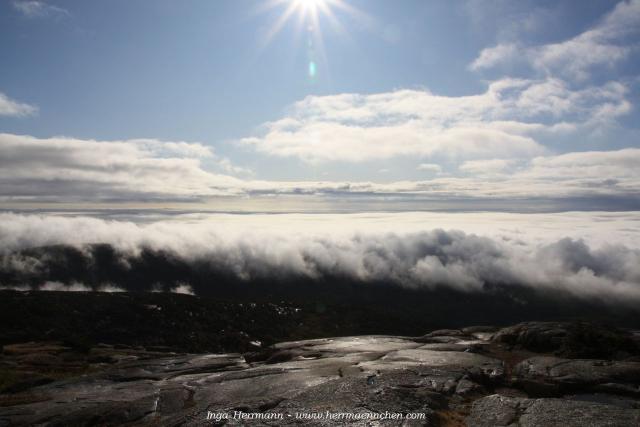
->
<box><xmin>467</xmin><ymin>394</ymin><xmax>640</xmax><ymax>427</ymax></box>
<box><xmin>492</xmin><ymin>321</ymin><xmax>640</xmax><ymax>359</ymax></box>
<box><xmin>0</xmin><ymin>322</ymin><xmax>638</xmax><ymax>426</ymax></box>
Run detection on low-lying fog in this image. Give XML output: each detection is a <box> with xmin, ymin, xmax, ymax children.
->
<box><xmin>1</xmin><ymin>211</ymin><xmax>639</xmax><ymax>302</ymax></box>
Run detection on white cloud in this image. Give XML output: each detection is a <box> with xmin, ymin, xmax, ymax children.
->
<box><xmin>240</xmin><ymin>77</ymin><xmax>629</xmax><ymax>163</ymax></box>
<box><xmin>470</xmin><ymin>43</ymin><xmax>519</xmax><ymax>70</ymax></box>
<box><xmin>12</xmin><ymin>0</ymin><xmax>69</xmax><ymax>18</ymax></box>
<box><xmin>471</xmin><ymin>0</ymin><xmax>640</xmax><ymax>79</ymax></box>
<box><xmin>459</xmin><ymin>158</ymin><xmax>516</xmax><ymax>175</ymax></box>
<box><xmin>215</xmin><ymin>157</ymin><xmax>254</xmax><ymax>177</ymax></box>
<box><xmin>417</xmin><ymin>163</ymin><xmax>442</xmax><ymax>174</ymax></box>
<box><xmin>1</xmin><ymin>212</ymin><xmax>639</xmax><ymax>301</ymax></box>
<box><xmin>1</xmin><ymin>128</ymin><xmax>638</xmax><ymax>208</ymax></box>
<box><xmin>522</xmin><ymin>149</ymin><xmax>640</xmax><ymax>191</ymax></box>
<box><xmin>464</xmin><ymin>0</ymin><xmax>559</xmax><ymax>41</ymax></box>
<box><xmin>39</xmin><ymin>281</ymin><xmax>124</xmax><ymax>292</ymax></box>
<box><xmin>172</xmin><ymin>283</ymin><xmax>195</xmax><ymax>295</ymax></box>
<box><xmin>0</xmin><ymin>133</ymin><xmax>243</xmax><ymax>201</ymax></box>
<box><xmin>1</xmin><ymin>133</ymin><xmax>639</xmax><ymax>206</ymax></box>
<box><xmin>246</xmin><ymin>147</ymin><xmax>640</xmax><ymax>201</ymax></box>
<box><xmin>0</xmin><ymin>92</ymin><xmax>37</xmax><ymax>117</ymax></box>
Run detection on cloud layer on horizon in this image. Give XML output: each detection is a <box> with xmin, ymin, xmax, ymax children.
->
<box><xmin>1</xmin><ymin>212</ymin><xmax>639</xmax><ymax>303</ymax></box>
<box><xmin>1</xmin><ymin>132</ymin><xmax>639</xmax><ymax>207</ymax></box>
<box><xmin>0</xmin><ymin>133</ymin><xmax>245</xmax><ymax>201</ymax></box>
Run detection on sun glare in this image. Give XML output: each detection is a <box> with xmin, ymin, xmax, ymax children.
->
<box><xmin>294</xmin><ymin>0</ymin><xmax>324</xmax><ymax>13</ymax></box>
<box><xmin>259</xmin><ymin>0</ymin><xmax>359</xmax><ymax>81</ymax></box>
<box><xmin>262</xmin><ymin>0</ymin><xmax>351</xmax><ymax>38</ymax></box>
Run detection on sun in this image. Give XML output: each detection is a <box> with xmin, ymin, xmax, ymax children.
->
<box><xmin>292</xmin><ymin>0</ymin><xmax>344</xmax><ymax>20</ymax></box>
<box><xmin>258</xmin><ymin>0</ymin><xmax>360</xmax><ymax>81</ymax></box>
<box><xmin>260</xmin><ymin>0</ymin><xmax>355</xmax><ymax>46</ymax></box>
<box><xmin>294</xmin><ymin>0</ymin><xmax>325</xmax><ymax>14</ymax></box>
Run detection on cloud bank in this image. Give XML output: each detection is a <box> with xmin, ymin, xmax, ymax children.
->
<box><xmin>1</xmin><ymin>133</ymin><xmax>639</xmax><ymax>209</ymax></box>
<box><xmin>0</xmin><ymin>133</ymin><xmax>245</xmax><ymax>201</ymax></box>
<box><xmin>1</xmin><ymin>212</ymin><xmax>639</xmax><ymax>303</ymax></box>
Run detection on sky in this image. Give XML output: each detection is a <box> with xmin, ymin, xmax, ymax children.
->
<box><xmin>1</xmin><ymin>1</ymin><xmax>640</xmax><ymax>299</ymax></box>
<box><xmin>1</xmin><ymin>0</ymin><xmax>640</xmax><ymax>212</ymax></box>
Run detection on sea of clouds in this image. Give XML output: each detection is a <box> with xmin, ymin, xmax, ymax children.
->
<box><xmin>1</xmin><ymin>211</ymin><xmax>639</xmax><ymax>302</ymax></box>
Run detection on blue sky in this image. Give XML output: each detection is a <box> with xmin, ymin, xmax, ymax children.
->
<box><xmin>1</xmin><ymin>0</ymin><xmax>639</xmax><ymax>211</ymax></box>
